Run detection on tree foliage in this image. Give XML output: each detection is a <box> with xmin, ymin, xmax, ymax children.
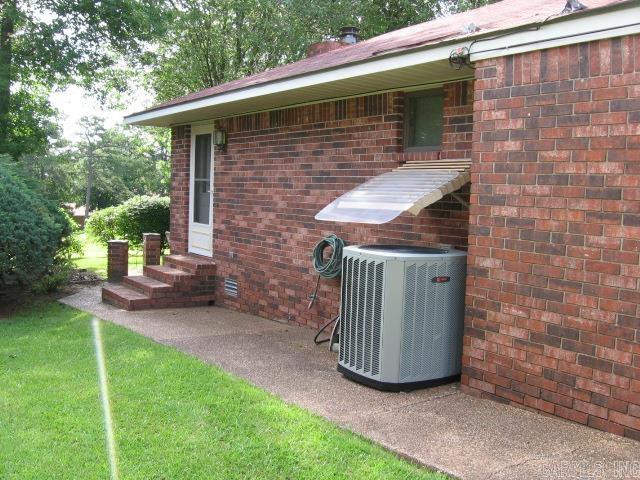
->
<box><xmin>73</xmin><ymin>117</ymin><xmax>170</xmax><ymax>212</ymax></box>
<box><xmin>0</xmin><ymin>156</ymin><xmax>74</xmax><ymax>290</ymax></box>
<box><xmin>148</xmin><ymin>0</ymin><xmax>496</xmax><ymax>102</ymax></box>
<box><xmin>20</xmin><ymin>116</ymin><xmax>170</xmax><ymax>210</ymax></box>
<box><xmin>0</xmin><ymin>0</ymin><xmax>167</xmax><ymax>156</ymax></box>
<box><xmin>5</xmin><ymin>86</ymin><xmax>60</xmax><ymax>158</ymax></box>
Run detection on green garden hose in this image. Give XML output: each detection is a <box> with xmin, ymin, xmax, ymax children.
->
<box><xmin>308</xmin><ymin>234</ymin><xmax>345</xmax><ymax>309</ymax></box>
<box><xmin>312</xmin><ymin>234</ymin><xmax>345</xmax><ymax>279</ymax></box>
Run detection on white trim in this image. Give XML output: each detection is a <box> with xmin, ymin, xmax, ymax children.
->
<box><xmin>125</xmin><ymin>3</ymin><xmax>638</xmax><ymax>126</ymax></box>
<box><xmin>188</xmin><ymin>124</ymin><xmax>215</xmax><ymax>257</ymax></box>
<box><xmin>182</xmin><ymin>76</ymin><xmax>473</xmax><ymax>128</ymax></box>
<box><xmin>470</xmin><ymin>4</ymin><xmax>640</xmax><ymax>61</ymax></box>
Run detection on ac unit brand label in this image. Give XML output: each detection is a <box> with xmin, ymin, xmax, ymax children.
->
<box><xmin>432</xmin><ymin>276</ymin><xmax>451</xmax><ymax>283</ymax></box>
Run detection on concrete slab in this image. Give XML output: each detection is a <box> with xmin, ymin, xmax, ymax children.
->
<box><xmin>61</xmin><ymin>287</ymin><xmax>640</xmax><ymax>480</ymax></box>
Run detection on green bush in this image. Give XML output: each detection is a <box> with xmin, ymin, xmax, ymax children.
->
<box><xmin>32</xmin><ymin>262</ymin><xmax>74</xmax><ymax>294</ymax></box>
<box><xmin>86</xmin><ymin>195</ymin><xmax>169</xmax><ymax>249</ymax></box>
<box><xmin>0</xmin><ymin>161</ymin><xmax>74</xmax><ymax>290</ymax></box>
<box><xmin>58</xmin><ymin>228</ymin><xmax>84</xmax><ymax>261</ymax></box>
<box><xmin>117</xmin><ymin>195</ymin><xmax>170</xmax><ymax>249</ymax></box>
<box><xmin>86</xmin><ymin>205</ymin><xmax>122</xmax><ymax>245</ymax></box>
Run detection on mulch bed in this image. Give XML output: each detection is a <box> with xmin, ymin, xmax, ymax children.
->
<box><xmin>0</xmin><ymin>269</ymin><xmax>103</xmax><ymax>318</ymax></box>
<box><xmin>68</xmin><ymin>269</ymin><xmax>103</xmax><ymax>284</ymax></box>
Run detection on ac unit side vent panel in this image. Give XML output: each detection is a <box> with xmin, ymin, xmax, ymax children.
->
<box><xmin>340</xmin><ymin>256</ymin><xmax>384</xmax><ymax>377</ymax></box>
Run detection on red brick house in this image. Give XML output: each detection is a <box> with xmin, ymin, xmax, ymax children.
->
<box><xmin>115</xmin><ymin>0</ymin><xmax>640</xmax><ymax>440</ymax></box>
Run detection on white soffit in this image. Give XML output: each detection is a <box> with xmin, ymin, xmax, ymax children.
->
<box><xmin>315</xmin><ymin>169</ymin><xmax>470</xmax><ymax>225</ymax></box>
<box><xmin>125</xmin><ymin>59</ymin><xmax>471</xmax><ymax>127</ymax></box>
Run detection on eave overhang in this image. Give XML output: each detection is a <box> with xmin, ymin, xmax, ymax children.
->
<box><xmin>124</xmin><ymin>1</ymin><xmax>640</xmax><ymax>128</ymax></box>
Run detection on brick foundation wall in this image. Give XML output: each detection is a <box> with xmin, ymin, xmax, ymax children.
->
<box><xmin>463</xmin><ymin>35</ymin><xmax>640</xmax><ymax>440</ymax></box>
<box><xmin>169</xmin><ymin>80</ymin><xmax>473</xmax><ymax>327</ymax></box>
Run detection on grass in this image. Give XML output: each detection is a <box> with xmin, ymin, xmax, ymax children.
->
<box><xmin>72</xmin><ymin>233</ymin><xmax>143</xmax><ymax>277</ymax></box>
<box><xmin>0</xmin><ymin>302</ymin><xmax>449</xmax><ymax>480</ymax></box>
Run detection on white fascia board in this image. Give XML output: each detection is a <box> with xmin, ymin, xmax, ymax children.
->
<box><xmin>470</xmin><ymin>3</ymin><xmax>640</xmax><ymax>61</ymax></box>
<box><xmin>124</xmin><ymin>41</ymin><xmax>466</xmax><ymax>126</ymax></box>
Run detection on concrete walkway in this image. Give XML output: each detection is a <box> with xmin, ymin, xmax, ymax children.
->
<box><xmin>61</xmin><ymin>287</ymin><xmax>640</xmax><ymax>480</ymax></box>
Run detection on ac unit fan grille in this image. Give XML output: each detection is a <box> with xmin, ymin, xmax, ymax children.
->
<box><xmin>399</xmin><ymin>260</ymin><xmax>465</xmax><ymax>381</ymax></box>
<box><xmin>339</xmin><ymin>256</ymin><xmax>384</xmax><ymax>376</ymax></box>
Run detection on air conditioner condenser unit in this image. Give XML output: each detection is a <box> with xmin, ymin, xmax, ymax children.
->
<box><xmin>337</xmin><ymin>245</ymin><xmax>467</xmax><ymax>391</ymax></box>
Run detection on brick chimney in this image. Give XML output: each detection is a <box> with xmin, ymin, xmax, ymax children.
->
<box><xmin>307</xmin><ymin>26</ymin><xmax>359</xmax><ymax>58</ymax></box>
<box><xmin>306</xmin><ymin>40</ymin><xmax>346</xmax><ymax>58</ymax></box>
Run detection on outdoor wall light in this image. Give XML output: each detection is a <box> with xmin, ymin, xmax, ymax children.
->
<box><xmin>213</xmin><ymin>129</ymin><xmax>227</xmax><ymax>151</ymax></box>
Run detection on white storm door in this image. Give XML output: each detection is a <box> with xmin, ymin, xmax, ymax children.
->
<box><xmin>188</xmin><ymin>125</ymin><xmax>214</xmax><ymax>256</ymax></box>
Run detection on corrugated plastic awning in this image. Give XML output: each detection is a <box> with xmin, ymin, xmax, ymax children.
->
<box><xmin>315</xmin><ymin>159</ymin><xmax>471</xmax><ymax>224</ymax></box>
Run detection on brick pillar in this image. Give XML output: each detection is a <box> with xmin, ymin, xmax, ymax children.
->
<box><xmin>107</xmin><ymin>240</ymin><xmax>128</xmax><ymax>282</ymax></box>
<box><xmin>143</xmin><ymin>233</ymin><xmax>162</xmax><ymax>266</ymax></box>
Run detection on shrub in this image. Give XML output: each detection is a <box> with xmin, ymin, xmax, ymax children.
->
<box><xmin>116</xmin><ymin>195</ymin><xmax>170</xmax><ymax>249</ymax></box>
<box><xmin>86</xmin><ymin>205</ymin><xmax>122</xmax><ymax>246</ymax></box>
<box><xmin>86</xmin><ymin>195</ymin><xmax>170</xmax><ymax>249</ymax></box>
<box><xmin>32</xmin><ymin>262</ymin><xmax>74</xmax><ymax>294</ymax></box>
<box><xmin>58</xmin><ymin>228</ymin><xmax>84</xmax><ymax>261</ymax></box>
<box><xmin>0</xmin><ymin>161</ymin><xmax>74</xmax><ymax>290</ymax></box>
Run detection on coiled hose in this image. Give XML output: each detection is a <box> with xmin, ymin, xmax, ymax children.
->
<box><xmin>311</xmin><ymin>234</ymin><xmax>345</xmax><ymax>280</ymax></box>
<box><xmin>309</xmin><ymin>234</ymin><xmax>345</xmax><ymax>348</ymax></box>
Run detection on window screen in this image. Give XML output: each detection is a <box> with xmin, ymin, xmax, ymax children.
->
<box><xmin>405</xmin><ymin>90</ymin><xmax>444</xmax><ymax>150</ymax></box>
<box><xmin>193</xmin><ymin>133</ymin><xmax>211</xmax><ymax>224</ymax></box>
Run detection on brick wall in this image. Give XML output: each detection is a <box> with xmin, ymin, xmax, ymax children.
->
<box><xmin>170</xmin><ymin>125</ymin><xmax>191</xmax><ymax>254</ymax></box>
<box><xmin>169</xmin><ymin>80</ymin><xmax>473</xmax><ymax>328</ymax></box>
<box><xmin>463</xmin><ymin>35</ymin><xmax>640</xmax><ymax>440</ymax></box>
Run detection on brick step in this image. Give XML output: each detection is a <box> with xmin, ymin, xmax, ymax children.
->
<box><xmin>164</xmin><ymin>254</ymin><xmax>216</xmax><ymax>275</ymax></box>
<box><xmin>146</xmin><ymin>294</ymin><xmax>215</xmax><ymax>309</ymax></box>
<box><xmin>102</xmin><ymin>283</ymin><xmax>215</xmax><ymax>311</ymax></box>
<box><xmin>102</xmin><ymin>254</ymin><xmax>216</xmax><ymax>311</ymax></box>
<box><xmin>102</xmin><ymin>283</ymin><xmax>152</xmax><ymax>311</ymax></box>
<box><xmin>123</xmin><ymin>275</ymin><xmax>173</xmax><ymax>298</ymax></box>
<box><xmin>143</xmin><ymin>265</ymin><xmax>195</xmax><ymax>286</ymax></box>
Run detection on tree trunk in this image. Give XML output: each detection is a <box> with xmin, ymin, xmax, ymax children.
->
<box><xmin>85</xmin><ymin>149</ymin><xmax>94</xmax><ymax>215</ymax></box>
<box><xmin>0</xmin><ymin>0</ymin><xmax>15</xmax><ymax>155</ymax></box>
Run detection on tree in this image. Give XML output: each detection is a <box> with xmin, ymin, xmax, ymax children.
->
<box><xmin>74</xmin><ymin>117</ymin><xmax>169</xmax><ymax>212</ymax></box>
<box><xmin>150</xmin><ymin>0</ymin><xmax>300</xmax><ymax>101</ymax></box>
<box><xmin>18</xmin><ymin>149</ymin><xmax>76</xmax><ymax>205</ymax></box>
<box><xmin>5</xmin><ymin>85</ymin><xmax>60</xmax><ymax>158</ymax></box>
<box><xmin>0</xmin><ymin>0</ymin><xmax>167</xmax><ymax>156</ymax></box>
<box><xmin>148</xmin><ymin>0</ymin><xmax>496</xmax><ymax>103</ymax></box>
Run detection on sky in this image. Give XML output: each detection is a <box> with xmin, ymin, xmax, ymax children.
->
<box><xmin>49</xmin><ymin>85</ymin><xmax>152</xmax><ymax>142</ymax></box>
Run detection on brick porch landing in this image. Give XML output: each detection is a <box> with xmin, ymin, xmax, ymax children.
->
<box><xmin>102</xmin><ymin>254</ymin><xmax>215</xmax><ymax>310</ymax></box>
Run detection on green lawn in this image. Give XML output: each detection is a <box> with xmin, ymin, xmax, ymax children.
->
<box><xmin>0</xmin><ymin>302</ymin><xmax>448</xmax><ymax>480</ymax></box>
<box><xmin>72</xmin><ymin>233</ymin><xmax>143</xmax><ymax>277</ymax></box>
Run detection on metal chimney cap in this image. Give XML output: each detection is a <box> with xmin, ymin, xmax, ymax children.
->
<box><xmin>339</xmin><ymin>26</ymin><xmax>359</xmax><ymax>45</ymax></box>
